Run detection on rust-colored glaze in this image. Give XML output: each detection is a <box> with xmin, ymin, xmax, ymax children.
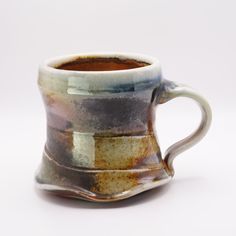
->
<box><xmin>56</xmin><ymin>57</ymin><xmax>150</xmax><ymax>71</ymax></box>
<box><xmin>92</xmin><ymin>171</ymin><xmax>138</xmax><ymax>195</ymax></box>
<box><xmin>46</xmin><ymin>128</ymin><xmax>162</xmax><ymax>170</ymax></box>
<box><xmin>37</xmin><ymin>152</ymin><xmax>168</xmax><ymax>199</ymax></box>
<box><xmin>94</xmin><ymin>134</ymin><xmax>160</xmax><ymax>169</ymax></box>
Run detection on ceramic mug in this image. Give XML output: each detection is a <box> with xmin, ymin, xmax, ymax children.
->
<box><xmin>36</xmin><ymin>53</ymin><xmax>212</xmax><ymax>202</ymax></box>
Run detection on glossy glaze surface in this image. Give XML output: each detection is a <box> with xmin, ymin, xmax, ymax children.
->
<box><xmin>36</xmin><ymin>53</ymin><xmax>211</xmax><ymax>202</ymax></box>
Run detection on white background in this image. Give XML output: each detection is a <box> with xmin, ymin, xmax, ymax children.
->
<box><xmin>1</xmin><ymin>0</ymin><xmax>235</xmax><ymax>235</ymax></box>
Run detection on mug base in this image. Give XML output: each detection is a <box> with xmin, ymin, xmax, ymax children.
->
<box><xmin>35</xmin><ymin>152</ymin><xmax>172</xmax><ymax>202</ymax></box>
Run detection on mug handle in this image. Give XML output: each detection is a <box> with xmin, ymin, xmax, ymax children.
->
<box><xmin>156</xmin><ymin>79</ymin><xmax>212</xmax><ymax>176</ymax></box>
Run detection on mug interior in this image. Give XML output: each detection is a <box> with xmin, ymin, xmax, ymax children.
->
<box><xmin>55</xmin><ymin>57</ymin><xmax>150</xmax><ymax>72</ymax></box>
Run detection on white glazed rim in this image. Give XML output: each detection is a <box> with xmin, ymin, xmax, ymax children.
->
<box><xmin>40</xmin><ymin>52</ymin><xmax>161</xmax><ymax>75</ymax></box>
<box><xmin>39</xmin><ymin>52</ymin><xmax>162</xmax><ymax>93</ymax></box>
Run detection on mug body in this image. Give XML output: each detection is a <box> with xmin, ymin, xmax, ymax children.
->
<box><xmin>36</xmin><ymin>53</ymin><xmax>171</xmax><ymax>201</ymax></box>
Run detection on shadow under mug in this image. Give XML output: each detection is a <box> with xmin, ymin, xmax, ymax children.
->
<box><xmin>36</xmin><ymin>53</ymin><xmax>212</xmax><ymax>202</ymax></box>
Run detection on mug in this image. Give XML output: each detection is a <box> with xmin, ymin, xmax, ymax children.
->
<box><xmin>36</xmin><ymin>53</ymin><xmax>212</xmax><ymax>202</ymax></box>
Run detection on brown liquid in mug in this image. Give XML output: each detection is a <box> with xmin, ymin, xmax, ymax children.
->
<box><xmin>56</xmin><ymin>57</ymin><xmax>150</xmax><ymax>71</ymax></box>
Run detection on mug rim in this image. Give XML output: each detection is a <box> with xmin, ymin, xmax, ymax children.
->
<box><xmin>38</xmin><ymin>52</ymin><xmax>162</xmax><ymax>94</ymax></box>
<box><xmin>41</xmin><ymin>52</ymin><xmax>160</xmax><ymax>75</ymax></box>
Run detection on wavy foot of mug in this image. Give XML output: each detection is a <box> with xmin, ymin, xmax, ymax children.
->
<box><xmin>35</xmin><ymin>152</ymin><xmax>172</xmax><ymax>202</ymax></box>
